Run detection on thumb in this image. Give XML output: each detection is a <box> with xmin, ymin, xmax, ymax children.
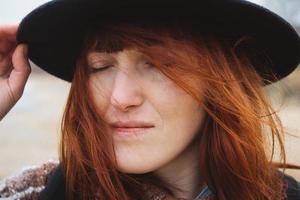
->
<box><xmin>9</xmin><ymin>44</ymin><xmax>31</xmax><ymax>98</ymax></box>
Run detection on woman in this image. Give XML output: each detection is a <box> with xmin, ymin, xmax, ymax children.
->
<box><xmin>0</xmin><ymin>0</ymin><xmax>300</xmax><ymax>199</ymax></box>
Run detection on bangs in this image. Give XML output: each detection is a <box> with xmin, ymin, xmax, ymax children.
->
<box><xmin>80</xmin><ymin>22</ymin><xmax>172</xmax><ymax>54</ymax></box>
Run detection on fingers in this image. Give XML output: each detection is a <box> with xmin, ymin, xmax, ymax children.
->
<box><xmin>0</xmin><ymin>24</ymin><xmax>18</xmax><ymax>54</ymax></box>
<box><xmin>0</xmin><ymin>39</ymin><xmax>17</xmax><ymax>53</ymax></box>
<box><xmin>0</xmin><ymin>25</ymin><xmax>18</xmax><ymax>38</ymax></box>
<box><xmin>9</xmin><ymin>44</ymin><xmax>31</xmax><ymax>98</ymax></box>
<box><xmin>0</xmin><ymin>52</ymin><xmax>13</xmax><ymax>77</ymax></box>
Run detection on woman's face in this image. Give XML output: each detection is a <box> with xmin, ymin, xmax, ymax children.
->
<box><xmin>87</xmin><ymin>48</ymin><xmax>205</xmax><ymax>174</ymax></box>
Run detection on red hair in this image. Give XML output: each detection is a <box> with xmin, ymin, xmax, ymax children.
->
<box><xmin>60</xmin><ymin>20</ymin><xmax>298</xmax><ymax>200</ymax></box>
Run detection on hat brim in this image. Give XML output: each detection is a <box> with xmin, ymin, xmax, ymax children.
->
<box><xmin>17</xmin><ymin>0</ymin><xmax>300</xmax><ymax>83</ymax></box>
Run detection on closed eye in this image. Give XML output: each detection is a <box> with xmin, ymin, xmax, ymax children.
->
<box><xmin>89</xmin><ymin>65</ymin><xmax>113</xmax><ymax>73</ymax></box>
<box><xmin>145</xmin><ymin>61</ymin><xmax>155</xmax><ymax>68</ymax></box>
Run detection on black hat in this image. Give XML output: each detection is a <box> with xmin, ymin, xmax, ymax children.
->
<box><xmin>16</xmin><ymin>0</ymin><xmax>300</xmax><ymax>83</ymax></box>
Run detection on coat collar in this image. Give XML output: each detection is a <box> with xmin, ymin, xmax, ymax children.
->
<box><xmin>39</xmin><ymin>165</ymin><xmax>300</xmax><ymax>200</ymax></box>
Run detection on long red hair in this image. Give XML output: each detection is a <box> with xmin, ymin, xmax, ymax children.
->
<box><xmin>60</xmin><ymin>19</ymin><xmax>298</xmax><ymax>200</ymax></box>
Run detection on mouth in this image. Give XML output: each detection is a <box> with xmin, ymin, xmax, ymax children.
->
<box><xmin>110</xmin><ymin>121</ymin><xmax>155</xmax><ymax>136</ymax></box>
<box><xmin>113</xmin><ymin>127</ymin><xmax>153</xmax><ymax>136</ymax></box>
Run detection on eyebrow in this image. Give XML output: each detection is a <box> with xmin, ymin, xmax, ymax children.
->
<box><xmin>87</xmin><ymin>52</ymin><xmax>116</xmax><ymax>62</ymax></box>
<box><xmin>87</xmin><ymin>50</ymin><xmax>151</xmax><ymax>64</ymax></box>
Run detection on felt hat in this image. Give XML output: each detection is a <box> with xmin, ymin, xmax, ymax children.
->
<box><xmin>16</xmin><ymin>0</ymin><xmax>300</xmax><ymax>83</ymax></box>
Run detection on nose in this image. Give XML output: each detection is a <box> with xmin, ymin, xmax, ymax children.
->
<box><xmin>110</xmin><ymin>70</ymin><xmax>144</xmax><ymax>112</ymax></box>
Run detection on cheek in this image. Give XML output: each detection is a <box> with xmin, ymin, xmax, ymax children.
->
<box><xmin>149</xmin><ymin>79</ymin><xmax>205</xmax><ymax>158</ymax></box>
<box><xmin>151</xmin><ymin>79</ymin><xmax>203</xmax><ymax>129</ymax></box>
<box><xmin>157</xmin><ymin>90</ymin><xmax>205</xmax><ymax>158</ymax></box>
<box><xmin>88</xmin><ymin>79</ymin><xmax>111</xmax><ymax>115</ymax></box>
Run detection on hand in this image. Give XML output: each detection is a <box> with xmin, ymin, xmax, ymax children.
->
<box><xmin>0</xmin><ymin>25</ymin><xmax>31</xmax><ymax>121</ymax></box>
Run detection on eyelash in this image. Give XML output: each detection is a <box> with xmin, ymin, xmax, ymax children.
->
<box><xmin>90</xmin><ymin>65</ymin><xmax>113</xmax><ymax>73</ymax></box>
<box><xmin>145</xmin><ymin>62</ymin><xmax>154</xmax><ymax>67</ymax></box>
<box><xmin>89</xmin><ymin>62</ymin><xmax>155</xmax><ymax>73</ymax></box>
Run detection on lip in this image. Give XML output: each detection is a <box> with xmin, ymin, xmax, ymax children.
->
<box><xmin>113</xmin><ymin>127</ymin><xmax>153</xmax><ymax>136</ymax></box>
<box><xmin>110</xmin><ymin>120</ymin><xmax>155</xmax><ymax>128</ymax></box>
<box><xmin>110</xmin><ymin>121</ymin><xmax>155</xmax><ymax>136</ymax></box>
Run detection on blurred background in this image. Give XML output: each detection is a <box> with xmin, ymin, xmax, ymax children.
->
<box><xmin>0</xmin><ymin>0</ymin><xmax>300</xmax><ymax>181</ymax></box>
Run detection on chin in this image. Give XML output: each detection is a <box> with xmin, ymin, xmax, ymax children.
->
<box><xmin>116</xmin><ymin>159</ymin><xmax>161</xmax><ymax>174</ymax></box>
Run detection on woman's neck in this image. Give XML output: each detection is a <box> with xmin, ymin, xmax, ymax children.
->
<box><xmin>154</xmin><ymin>137</ymin><xmax>205</xmax><ymax>199</ymax></box>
